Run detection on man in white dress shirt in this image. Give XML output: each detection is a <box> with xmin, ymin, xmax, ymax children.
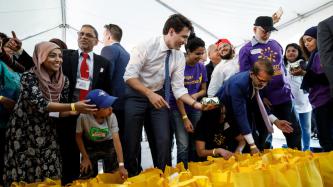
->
<box><xmin>207</xmin><ymin>39</ymin><xmax>240</xmax><ymax>97</ymax></box>
<box><xmin>123</xmin><ymin>14</ymin><xmax>204</xmax><ymax>177</ymax></box>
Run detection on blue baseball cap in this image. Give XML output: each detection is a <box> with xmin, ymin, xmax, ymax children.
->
<box><xmin>86</xmin><ymin>89</ymin><xmax>118</xmax><ymax>109</ymax></box>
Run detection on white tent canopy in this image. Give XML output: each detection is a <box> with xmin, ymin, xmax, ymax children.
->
<box><xmin>1</xmin><ymin>0</ymin><xmax>332</xmax><ymax>54</ymax></box>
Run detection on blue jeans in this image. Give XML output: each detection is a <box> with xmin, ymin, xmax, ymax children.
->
<box><xmin>171</xmin><ymin>110</ymin><xmax>201</xmax><ymax>168</ymax></box>
<box><xmin>296</xmin><ymin>112</ymin><xmax>311</xmax><ymax>151</ymax></box>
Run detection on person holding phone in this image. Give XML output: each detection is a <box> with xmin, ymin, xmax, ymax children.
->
<box><xmin>284</xmin><ymin>43</ymin><xmax>312</xmax><ymax>151</ymax></box>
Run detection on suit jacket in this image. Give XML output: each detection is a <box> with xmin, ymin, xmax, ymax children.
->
<box><xmin>62</xmin><ymin>49</ymin><xmax>112</xmax><ymax>102</ymax></box>
<box><xmin>101</xmin><ymin>43</ymin><xmax>130</xmax><ymax>110</ymax></box>
<box><xmin>205</xmin><ymin>61</ymin><xmax>215</xmax><ymax>87</ymax></box>
<box><xmin>57</xmin><ymin>49</ymin><xmax>113</xmax><ymax>184</ymax></box>
<box><xmin>215</xmin><ymin>71</ymin><xmax>270</xmax><ymax>135</ymax></box>
<box><xmin>318</xmin><ymin>16</ymin><xmax>333</xmax><ymax>97</ymax></box>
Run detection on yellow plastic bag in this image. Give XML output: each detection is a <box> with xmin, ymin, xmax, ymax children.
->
<box><xmin>209</xmin><ymin>170</ymin><xmax>233</xmax><ymax>187</ymax></box>
<box><xmin>164</xmin><ymin>162</ymin><xmax>186</xmax><ymax>177</ymax></box>
<box><xmin>233</xmin><ymin>169</ymin><xmax>267</xmax><ymax>187</ymax></box>
<box><xmin>170</xmin><ymin>176</ymin><xmax>211</xmax><ymax>187</ymax></box>
<box><xmin>11</xmin><ymin>178</ymin><xmax>61</xmax><ymax>187</ymax></box>
<box><xmin>124</xmin><ymin>168</ymin><xmax>166</xmax><ymax>187</ymax></box>
<box><xmin>95</xmin><ymin>172</ymin><xmax>125</xmax><ymax>184</ymax></box>
<box><xmin>188</xmin><ymin>161</ymin><xmax>218</xmax><ymax>176</ymax></box>
<box><xmin>295</xmin><ymin>158</ymin><xmax>323</xmax><ymax>187</ymax></box>
<box><xmin>314</xmin><ymin>152</ymin><xmax>333</xmax><ymax>187</ymax></box>
<box><xmin>269</xmin><ymin>163</ymin><xmax>302</xmax><ymax>187</ymax></box>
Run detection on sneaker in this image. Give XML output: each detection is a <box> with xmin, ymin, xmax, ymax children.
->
<box><xmin>311</xmin><ymin>132</ymin><xmax>318</xmax><ymax>140</ymax></box>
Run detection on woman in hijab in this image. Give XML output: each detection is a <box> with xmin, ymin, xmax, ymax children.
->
<box><xmin>294</xmin><ymin>26</ymin><xmax>333</xmax><ymax>152</ymax></box>
<box><xmin>3</xmin><ymin>41</ymin><xmax>96</xmax><ymax>186</ymax></box>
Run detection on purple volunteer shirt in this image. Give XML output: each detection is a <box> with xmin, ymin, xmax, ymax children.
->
<box><xmin>170</xmin><ymin>62</ymin><xmax>207</xmax><ymax>112</ymax></box>
<box><xmin>239</xmin><ymin>38</ymin><xmax>292</xmax><ymax>105</ymax></box>
<box><xmin>308</xmin><ymin>52</ymin><xmax>331</xmax><ymax>108</ymax></box>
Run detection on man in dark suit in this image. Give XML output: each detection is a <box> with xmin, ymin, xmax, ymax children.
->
<box><xmin>318</xmin><ymin>16</ymin><xmax>333</xmax><ymax>97</ymax></box>
<box><xmin>101</xmin><ymin>24</ymin><xmax>130</xmax><ymax>141</ymax></box>
<box><xmin>205</xmin><ymin>43</ymin><xmax>221</xmax><ymax>87</ymax></box>
<box><xmin>58</xmin><ymin>24</ymin><xmax>112</xmax><ymax>185</ymax></box>
<box><xmin>215</xmin><ymin>59</ymin><xmax>293</xmax><ymax>154</ymax></box>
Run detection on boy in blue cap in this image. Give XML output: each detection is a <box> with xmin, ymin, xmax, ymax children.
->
<box><xmin>76</xmin><ymin>89</ymin><xmax>128</xmax><ymax>179</ymax></box>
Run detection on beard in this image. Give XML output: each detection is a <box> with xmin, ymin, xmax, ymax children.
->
<box><xmin>254</xmin><ymin>35</ymin><xmax>268</xmax><ymax>44</ymax></box>
<box><xmin>254</xmin><ymin>85</ymin><xmax>265</xmax><ymax>90</ymax></box>
<box><xmin>221</xmin><ymin>49</ymin><xmax>233</xmax><ymax>60</ymax></box>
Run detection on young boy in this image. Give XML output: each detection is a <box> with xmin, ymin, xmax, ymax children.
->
<box><xmin>76</xmin><ymin>89</ymin><xmax>128</xmax><ymax>179</ymax></box>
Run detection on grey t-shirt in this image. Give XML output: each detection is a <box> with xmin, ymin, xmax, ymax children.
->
<box><xmin>76</xmin><ymin>113</ymin><xmax>119</xmax><ymax>142</ymax></box>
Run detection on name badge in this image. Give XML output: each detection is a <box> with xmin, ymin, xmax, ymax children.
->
<box><xmin>224</xmin><ymin>122</ymin><xmax>230</xmax><ymax>130</ymax></box>
<box><xmin>49</xmin><ymin>112</ymin><xmax>60</xmax><ymax>118</ymax></box>
<box><xmin>76</xmin><ymin>78</ymin><xmax>91</xmax><ymax>90</ymax></box>
<box><xmin>250</xmin><ymin>48</ymin><xmax>262</xmax><ymax>55</ymax></box>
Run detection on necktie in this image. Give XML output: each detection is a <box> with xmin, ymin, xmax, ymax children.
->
<box><xmin>164</xmin><ymin>50</ymin><xmax>172</xmax><ymax>103</ymax></box>
<box><xmin>79</xmin><ymin>53</ymin><xmax>89</xmax><ymax>101</ymax></box>
<box><xmin>255</xmin><ymin>90</ymin><xmax>274</xmax><ymax>133</ymax></box>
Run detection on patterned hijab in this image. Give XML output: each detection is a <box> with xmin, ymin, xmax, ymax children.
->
<box><xmin>32</xmin><ymin>41</ymin><xmax>64</xmax><ymax>102</ymax></box>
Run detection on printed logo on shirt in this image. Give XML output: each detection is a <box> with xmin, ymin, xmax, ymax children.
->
<box><xmin>257</xmin><ymin>47</ymin><xmax>278</xmax><ymax>63</ymax></box>
<box><xmin>184</xmin><ymin>74</ymin><xmax>203</xmax><ymax>85</ymax></box>
<box><xmin>213</xmin><ymin>133</ymin><xmax>226</xmax><ymax>146</ymax></box>
<box><xmin>88</xmin><ymin>127</ymin><xmax>109</xmax><ymax>141</ymax></box>
<box><xmin>273</xmin><ymin>65</ymin><xmax>282</xmax><ymax>76</ymax></box>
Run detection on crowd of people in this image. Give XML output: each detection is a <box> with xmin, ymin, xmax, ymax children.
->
<box><xmin>0</xmin><ymin>13</ymin><xmax>333</xmax><ymax>186</ymax></box>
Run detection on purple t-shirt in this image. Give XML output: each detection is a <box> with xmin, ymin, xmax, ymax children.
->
<box><xmin>239</xmin><ymin>39</ymin><xmax>292</xmax><ymax>105</ymax></box>
<box><xmin>308</xmin><ymin>52</ymin><xmax>331</xmax><ymax>108</ymax></box>
<box><xmin>170</xmin><ymin>63</ymin><xmax>208</xmax><ymax>112</ymax></box>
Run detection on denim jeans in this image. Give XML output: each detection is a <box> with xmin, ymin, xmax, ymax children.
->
<box><xmin>296</xmin><ymin>112</ymin><xmax>311</xmax><ymax>151</ymax></box>
<box><xmin>171</xmin><ymin>110</ymin><xmax>201</xmax><ymax>168</ymax></box>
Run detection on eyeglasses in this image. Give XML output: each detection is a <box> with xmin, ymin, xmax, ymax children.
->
<box><xmin>77</xmin><ymin>32</ymin><xmax>96</xmax><ymax>38</ymax></box>
<box><xmin>255</xmin><ymin>74</ymin><xmax>270</xmax><ymax>84</ymax></box>
<box><xmin>257</xmin><ymin>27</ymin><xmax>271</xmax><ymax>34</ymax></box>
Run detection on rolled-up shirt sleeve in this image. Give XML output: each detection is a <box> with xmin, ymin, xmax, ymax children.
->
<box><xmin>171</xmin><ymin>54</ymin><xmax>188</xmax><ymax>99</ymax></box>
<box><xmin>123</xmin><ymin>46</ymin><xmax>147</xmax><ymax>82</ymax></box>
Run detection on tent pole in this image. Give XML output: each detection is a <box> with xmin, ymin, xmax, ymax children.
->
<box><xmin>155</xmin><ymin>0</ymin><xmax>219</xmax><ymax>40</ymax></box>
<box><xmin>60</xmin><ymin>0</ymin><xmax>67</xmax><ymax>43</ymax></box>
<box><xmin>277</xmin><ymin>1</ymin><xmax>333</xmax><ymax>30</ymax></box>
<box><xmin>21</xmin><ymin>26</ymin><xmax>59</xmax><ymax>41</ymax></box>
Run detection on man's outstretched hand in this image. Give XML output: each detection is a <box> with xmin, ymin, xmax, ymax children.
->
<box><xmin>274</xmin><ymin>120</ymin><xmax>293</xmax><ymax>133</ymax></box>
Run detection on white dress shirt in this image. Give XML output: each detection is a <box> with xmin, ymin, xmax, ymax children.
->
<box><xmin>124</xmin><ymin>36</ymin><xmax>188</xmax><ymax>99</ymax></box>
<box><xmin>207</xmin><ymin>54</ymin><xmax>240</xmax><ymax>97</ymax></box>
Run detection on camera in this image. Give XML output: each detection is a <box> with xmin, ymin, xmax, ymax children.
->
<box><xmin>289</xmin><ymin>61</ymin><xmax>300</xmax><ymax>69</ymax></box>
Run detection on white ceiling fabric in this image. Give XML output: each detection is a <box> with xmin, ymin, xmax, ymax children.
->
<box><xmin>1</xmin><ymin>0</ymin><xmax>332</xmax><ymax>54</ymax></box>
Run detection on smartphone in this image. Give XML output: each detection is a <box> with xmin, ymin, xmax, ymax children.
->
<box><xmin>289</xmin><ymin>61</ymin><xmax>300</xmax><ymax>69</ymax></box>
<box><xmin>272</xmin><ymin>7</ymin><xmax>283</xmax><ymax>24</ymax></box>
<box><xmin>275</xmin><ymin>7</ymin><xmax>283</xmax><ymax>18</ymax></box>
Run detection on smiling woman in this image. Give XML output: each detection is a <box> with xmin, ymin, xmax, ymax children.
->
<box><xmin>3</xmin><ymin>42</ymin><xmax>97</xmax><ymax>186</ymax></box>
<box><xmin>42</xmin><ymin>48</ymin><xmax>63</xmax><ymax>76</ymax></box>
